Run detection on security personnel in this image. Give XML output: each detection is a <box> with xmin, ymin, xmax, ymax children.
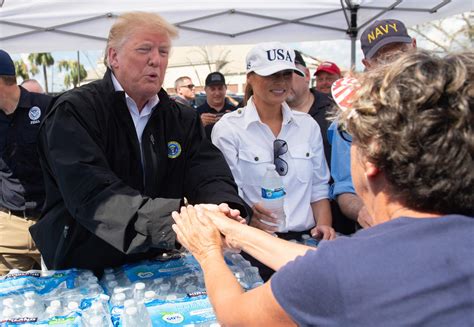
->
<box><xmin>197</xmin><ymin>72</ymin><xmax>237</xmax><ymax>139</ymax></box>
<box><xmin>0</xmin><ymin>49</ymin><xmax>52</xmax><ymax>275</ymax></box>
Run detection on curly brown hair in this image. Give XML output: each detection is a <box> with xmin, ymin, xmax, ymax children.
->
<box><xmin>341</xmin><ymin>50</ymin><xmax>473</xmax><ymax>216</ymax></box>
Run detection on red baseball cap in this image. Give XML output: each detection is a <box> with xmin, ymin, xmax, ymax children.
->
<box><xmin>314</xmin><ymin>61</ymin><xmax>341</xmax><ymax>77</ymax></box>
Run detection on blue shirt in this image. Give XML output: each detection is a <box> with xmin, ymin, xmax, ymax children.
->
<box><xmin>327</xmin><ymin>121</ymin><xmax>354</xmax><ymax>199</ymax></box>
<box><xmin>271</xmin><ymin>215</ymin><xmax>474</xmax><ymax>327</ymax></box>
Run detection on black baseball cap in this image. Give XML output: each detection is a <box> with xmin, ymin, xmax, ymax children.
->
<box><xmin>360</xmin><ymin>19</ymin><xmax>412</xmax><ymax>59</ymax></box>
<box><xmin>205</xmin><ymin>72</ymin><xmax>225</xmax><ymax>87</ymax></box>
<box><xmin>294</xmin><ymin>50</ymin><xmax>306</xmax><ymax>67</ymax></box>
<box><xmin>0</xmin><ymin>50</ymin><xmax>15</xmax><ymax>76</ymax></box>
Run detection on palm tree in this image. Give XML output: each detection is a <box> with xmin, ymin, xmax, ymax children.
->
<box><xmin>14</xmin><ymin>60</ymin><xmax>30</xmax><ymax>80</ymax></box>
<box><xmin>28</xmin><ymin>53</ymin><xmax>54</xmax><ymax>93</ymax></box>
<box><xmin>57</xmin><ymin>60</ymin><xmax>87</xmax><ymax>89</ymax></box>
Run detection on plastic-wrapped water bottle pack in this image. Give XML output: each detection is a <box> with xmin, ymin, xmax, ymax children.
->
<box><xmin>0</xmin><ymin>268</ymin><xmax>111</xmax><ymax>326</ymax></box>
<box><xmin>0</xmin><ymin>251</ymin><xmax>264</xmax><ymax>326</ymax></box>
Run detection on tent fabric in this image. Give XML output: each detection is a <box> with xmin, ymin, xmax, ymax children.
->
<box><xmin>0</xmin><ymin>0</ymin><xmax>470</xmax><ymax>53</ymax></box>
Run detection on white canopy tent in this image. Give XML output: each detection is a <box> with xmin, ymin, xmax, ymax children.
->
<box><xmin>0</xmin><ymin>0</ymin><xmax>471</xmax><ymax>66</ymax></box>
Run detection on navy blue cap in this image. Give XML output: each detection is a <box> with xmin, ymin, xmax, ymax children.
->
<box><xmin>0</xmin><ymin>50</ymin><xmax>15</xmax><ymax>76</ymax></box>
<box><xmin>205</xmin><ymin>72</ymin><xmax>225</xmax><ymax>87</ymax></box>
<box><xmin>360</xmin><ymin>19</ymin><xmax>412</xmax><ymax>59</ymax></box>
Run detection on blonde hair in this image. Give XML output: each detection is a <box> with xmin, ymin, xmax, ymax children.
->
<box><xmin>340</xmin><ymin>50</ymin><xmax>473</xmax><ymax>215</ymax></box>
<box><xmin>105</xmin><ymin>12</ymin><xmax>179</xmax><ymax>67</ymax></box>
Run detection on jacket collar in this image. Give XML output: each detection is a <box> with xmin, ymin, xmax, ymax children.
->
<box><xmin>17</xmin><ymin>86</ymin><xmax>33</xmax><ymax>109</ymax></box>
<box><xmin>104</xmin><ymin>68</ymin><xmax>171</xmax><ymax>109</ymax></box>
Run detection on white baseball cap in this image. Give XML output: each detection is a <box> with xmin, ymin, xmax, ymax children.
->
<box><xmin>246</xmin><ymin>42</ymin><xmax>305</xmax><ymax>77</ymax></box>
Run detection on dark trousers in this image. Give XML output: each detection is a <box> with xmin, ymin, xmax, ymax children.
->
<box><xmin>242</xmin><ymin>230</ymin><xmax>312</xmax><ymax>282</ymax></box>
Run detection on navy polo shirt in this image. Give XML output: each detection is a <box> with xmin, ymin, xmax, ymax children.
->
<box><xmin>0</xmin><ymin>87</ymin><xmax>52</xmax><ymax>212</ymax></box>
<box><xmin>197</xmin><ymin>100</ymin><xmax>237</xmax><ymax>139</ymax></box>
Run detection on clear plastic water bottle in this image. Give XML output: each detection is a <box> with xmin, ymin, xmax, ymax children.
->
<box><xmin>2</xmin><ymin>307</ymin><xmax>16</xmax><ymax>320</ymax></box>
<box><xmin>144</xmin><ymin>291</ymin><xmax>156</xmax><ymax>303</ymax></box>
<box><xmin>261</xmin><ymin>164</ymin><xmax>286</xmax><ymax>231</ymax></box>
<box><xmin>133</xmin><ymin>282</ymin><xmax>146</xmax><ymax>302</ymax></box>
<box><xmin>23</xmin><ymin>299</ymin><xmax>43</xmax><ymax>318</ymax></box>
<box><xmin>243</xmin><ymin>266</ymin><xmax>264</xmax><ymax>289</ymax></box>
<box><xmin>122</xmin><ymin>306</ymin><xmax>152</xmax><ymax>327</ymax></box>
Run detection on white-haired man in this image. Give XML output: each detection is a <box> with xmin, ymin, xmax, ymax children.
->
<box><xmin>30</xmin><ymin>12</ymin><xmax>250</xmax><ymax>272</ymax></box>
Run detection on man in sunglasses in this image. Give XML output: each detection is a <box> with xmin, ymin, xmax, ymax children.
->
<box><xmin>330</xmin><ymin>18</ymin><xmax>416</xmax><ymax>229</ymax></box>
<box><xmin>174</xmin><ymin>76</ymin><xmax>196</xmax><ymax>108</ymax></box>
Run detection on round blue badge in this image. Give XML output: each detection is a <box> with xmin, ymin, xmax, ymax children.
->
<box><xmin>167</xmin><ymin>141</ymin><xmax>182</xmax><ymax>159</ymax></box>
<box><xmin>28</xmin><ymin>106</ymin><xmax>41</xmax><ymax>121</ymax></box>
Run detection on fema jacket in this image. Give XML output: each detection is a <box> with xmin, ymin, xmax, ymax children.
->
<box><xmin>30</xmin><ymin>70</ymin><xmax>250</xmax><ymax>271</ymax></box>
<box><xmin>0</xmin><ymin>87</ymin><xmax>52</xmax><ymax>213</ymax></box>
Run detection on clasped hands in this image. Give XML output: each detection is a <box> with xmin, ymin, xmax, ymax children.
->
<box><xmin>171</xmin><ymin>203</ymin><xmax>244</xmax><ymax>263</ymax></box>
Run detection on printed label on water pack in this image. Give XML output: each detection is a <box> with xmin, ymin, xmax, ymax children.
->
<box><xmin>147</xmin><ymin>297</ymin><xmax>216</xmax><ymax>326</ymax></box>
<box><xmin>261</xmin><ymin>187</ymin><xmax>285</xmax><ymax>199</ymax></box>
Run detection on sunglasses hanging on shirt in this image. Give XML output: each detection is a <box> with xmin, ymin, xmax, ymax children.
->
<box><xmin>273</xmin><ymin>139</ymin><xmax>288</xmax><ymax>176</ymax></box>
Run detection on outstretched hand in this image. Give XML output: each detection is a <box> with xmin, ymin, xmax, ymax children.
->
<box><xmin>195</xmin><ymin>206</ymin><xmax>245</xmax><ymax>250</ymax></box>
<box><xmin>172</xmin><ymin>206</ymin><xmax>223</xmax><ymax>264</ymax></box>
<box><xmin>198</xmin><ymin>203</ymin><xmax>247</xmax><ymax>224</ymax></box>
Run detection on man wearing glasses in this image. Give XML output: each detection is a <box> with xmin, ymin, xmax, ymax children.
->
<box><xmin>174</xmin><ymin>76</ymin><xmax>196</xmax><ymax>108</ymax></box>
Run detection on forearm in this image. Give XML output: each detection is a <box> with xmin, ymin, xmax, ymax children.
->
<box><xmin>200</xmin><ymin>250</ymin><xmax>296</xmax><ymax>327</ymax></box>
<box><xmin>199</xmin><ymin>250</ymin><xmax>245</xmax><ymax>323</ymax></box>
<box><xmin>336</xmin><ymin>193</ymin><xmax>364</xmax><ymax>221</ymax></box>
<box><xmin>232</xmin><ymin>224</ymin><xmax>312</xmax><ymax>271</ymax></box>
<box><xmin>311</xmin><ymin>199</ymin><xmax>332</xmax><ymax>226</ymax></box>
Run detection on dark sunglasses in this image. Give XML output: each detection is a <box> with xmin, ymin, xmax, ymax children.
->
<box><xmin>274</xmin><ymin>139</ymin><xmax>288</xmax><ymax>176</ymax></box>
<box><xmin>181</xmin><ymin>84</ymin><xmax>195</xmax><ymax>90</ymax></box>
<box><xmin>337</xmin><ymin>124</ymin><xmax>352</xmax><ymax>143</ymax></box>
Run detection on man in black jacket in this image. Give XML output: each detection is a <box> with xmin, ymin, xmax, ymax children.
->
<box><xmin>30</xmin><ymin>12</ymin><xmax>250</xmax><ymax>272</ymax></box>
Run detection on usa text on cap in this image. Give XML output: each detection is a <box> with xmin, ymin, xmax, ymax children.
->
<box><xmin>246</xmin><ymin>42</ymin><xmax>305</xmax><ymax>77</ymax></box>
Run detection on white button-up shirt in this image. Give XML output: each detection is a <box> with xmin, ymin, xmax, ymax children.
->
<box><xmin>111</xmin><ymin>73</ymin><xmax>159</xmax><ymax>159</ymax></box>
<box><xmin>212</xmin><ymin>97</ymin><xmax>330</xmax><ymax>232</ymax></box>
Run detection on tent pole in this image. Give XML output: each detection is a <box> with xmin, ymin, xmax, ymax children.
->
<box><xmin>349</xmin><ymin>4</ymin><xmax>358</xmax><ymax>70</ymax></box>
<box><xmin>351</xmin><ymin>36</ymin><xmax>356</xmax><ymax>69</ymax></box>
<box><xmin>77</xmin><ymin>50</ymin><xmax>80</xmax><ymax>87</ymax></box>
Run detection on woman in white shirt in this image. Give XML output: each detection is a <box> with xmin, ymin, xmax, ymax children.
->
<box><xmin>211</xmin><ymin>42</ymin><xmax>335</xmax><ymax>279</ymax></box>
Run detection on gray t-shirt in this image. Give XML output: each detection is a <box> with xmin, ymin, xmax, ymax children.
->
<box><xmin>271</xmin><ymin>215</ymin><xmax>474</xmax><ymax>326</ymax></box>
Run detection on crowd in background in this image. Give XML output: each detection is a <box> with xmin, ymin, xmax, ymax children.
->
<box><xmin>0</xmin><ymin>10</ymin><xmax>472</xmax><ymax>326</ymax></box>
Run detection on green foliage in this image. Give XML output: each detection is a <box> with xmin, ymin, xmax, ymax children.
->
<box><xmin>28</xmin><ymin>53</ymin><xmax>55</xmax><ymax>93</ymax></box>
<box><xmin>14</xmin><ymin>60</ymin><xmax>30</xmax><ymax>80</ymax></box>
<box><xmin>58</xmin><ymin>60</ymin><xmax>87</xmax><ymax>88</ymax></box>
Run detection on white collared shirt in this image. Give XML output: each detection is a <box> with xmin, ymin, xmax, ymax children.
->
<box><xmin>111</xmin><ymin>73</ymin><xmax>159</xmax><ymax>154</ymax></box>
<box><xmin>211</xmin><ymin>97</ymin><xmax>330</xmax><ymax>232</ymax></box>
